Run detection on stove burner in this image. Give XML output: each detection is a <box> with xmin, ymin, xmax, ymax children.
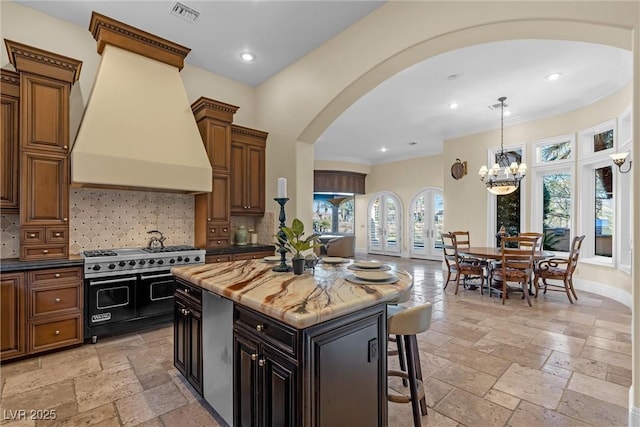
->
<box><xmin>141</xmin><ymin>245</ymin><xmax>199</xmax><ymax>253</ymax></box>
<box><xmin>83</xmin><ymin>249</ymin><xmax>118</xmax><ymax>257</ymax></box>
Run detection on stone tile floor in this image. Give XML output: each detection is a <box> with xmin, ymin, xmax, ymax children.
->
<box><xmin>0</xmin><ymin>256</ymin><xmax>632</xmax><ymax>426</ymax></box>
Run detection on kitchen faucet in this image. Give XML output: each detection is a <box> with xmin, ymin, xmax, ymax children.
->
<box><xmin>147</xmin><ymin>230</ymin><xmax>166</xmax><ymax>249</ymax></box>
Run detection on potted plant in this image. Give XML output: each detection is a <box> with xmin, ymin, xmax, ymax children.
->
<box><xmin>276</xmin><ymin>218</ymin><xmax>321</xmax><ymax>275</ymax></box>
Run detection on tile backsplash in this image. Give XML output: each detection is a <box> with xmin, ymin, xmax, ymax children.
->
<box><xmin>1</xmin><ymin>189</ymin><xmax>276</xmax><ymax>258</ymax></box>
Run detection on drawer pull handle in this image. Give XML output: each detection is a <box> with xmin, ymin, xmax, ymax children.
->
<box><xmin>55</xmin><ymin>273</ymin><xmax>61</xmax><ymax>278</ymax></box>
<box><xmin>211</xmin><ymin>229</ymin><xmax>215</xmax><ymax>233</ymax></box>
<box><xmin>251</xmin><ymin>353</ymin><xmax>258</xmax><ymax>361</ymax></box>
<box><xmin>217</xmin><ymin>258</ymin><xmax>221</xmax><ymax>262</ymax></box>
<box><xmin>184</xmin><ymin>289</ymin><xmax>189</xmax><ymax>293</ymax></box>
<box><xmin>43</xmin><ymin>250</ymin><xmax>49</xmax><ymax>254</ymax></box>
<box><xmin>252</xmin><ymin>256</ymin><xmax>257</xmax><ymax>259</ymax></box>
<box><xmin>223</xmin><ymin>228</ymin><xmax>228</xmax><ymax>232</ymax></box>
<box><xmin>258</xmin><ymin>359</ymin><xmax>265</xmax><ymax>367</ymax></box>
<box><xmin>55</xmin><ymin>232</ymin><xmax>61</xmax><ymax>237</ymax></box>
<box><xmin>63</xmin><ymin>218</ymin><xmax>68</xmax><ymax>222</ymax></box>
<box><xmin>63</xmin><ymin>145</ymin><xmax>68</xmax><ymax>149</ymax></box>
<box><xmin>208</xmin><ymin>218</ymin><xmax>211</xmax><ymax>221</ymax></box>
<box><xmin>217</xmin><ymin>240</ymin><xmax>221</xmax><ymax>244</ymax></box>
<box><xmin>29</xmin><ymin>233</ymin><xmax>36</xmax><ymax>238</ymax></box>
<box><xmin>256</xmin><ymin>324</ymin><xmax>264</xmax><ymax>332</ymax></box>
<box><xmin>55</xmin><ymin>330</ymin><xmax>60</xmax><ymax>335</ymax></box>
<box><xmin>55</xmin><ymin>298</ymin><xmax>61</xmax><ymax>303</ymax></box>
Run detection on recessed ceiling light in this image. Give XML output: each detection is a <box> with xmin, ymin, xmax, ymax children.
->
<box><xmin>408</xmin><ymin>141</ymin><xmax>417</xmax><ymax>146</ymax></box>
<box><xmin>503</xmin><ymin>111</ymin><xmax>512</xmax><ymax>116</ymax></box>
<box><xmin>240</xmin><ymin>52</ymin><xmax>255</xmax><ymax>62</ymax></box>
<box><xmin>447</xmin><ymin>74</ymin><xmax>459</xmax><ymax>81</ymax></box>
<box><xmin>380</xmin><ymin>147</ymin><xmax>387</xmax><ymax>152</ymax></box>
<box><xmin>449</xmin><ymin>103</ymin><xmax>458</xmax><ymax>110</ymax></box>
<box><xmin>546</xmin><ymin>73</ymin><xmax>561</xmax><ymax>81</ymax></box>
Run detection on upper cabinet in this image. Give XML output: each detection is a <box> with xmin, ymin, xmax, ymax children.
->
<box><xmin>1</xmin><ymin>70</ymin><xmax>20</xmax><ymax>213</ymax></box>
<box><xmin>5</xmin><ymin>40</ymin><xmax>82</xmax><ymax>261</ymax></box>
<box><xmin>314</xmin><ymin>170</ymin><xmax>366</xmax><ymax>194</ymax></box>
<box><xmin>192</xmin><ymin>97</ymin><xmax>239</xmax><ymax>249</ymax></box>
<box><xmin>230</xmin><ymin>125</ymin><xmax>267</xmax><ymax>216</ymax></box>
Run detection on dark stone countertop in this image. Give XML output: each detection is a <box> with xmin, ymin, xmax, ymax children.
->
<box><xmin>205</xmin><ymin>244</ymin><xmax>276</xmax><ymax>256</ymax></box>
<box><xmin>1</xmin><ymin>256</ymin><xmax>84</xmax><ymax>273</ymax></box>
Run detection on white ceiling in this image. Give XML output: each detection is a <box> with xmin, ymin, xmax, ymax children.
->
<box><xmin>15</xmin><ymin>2</ymin><xmax>633</xmax><ymax>166</ymax></box>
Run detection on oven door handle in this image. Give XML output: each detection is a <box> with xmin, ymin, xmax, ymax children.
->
<box><xmin>89</xmin><ymin>277</ymin><xmax>136</xmax><ymax>286</ymax></box>
<box><xmin>140</xmin><ymin>273</ymin><xmax>173</xmax><ymax>280</ymax></box>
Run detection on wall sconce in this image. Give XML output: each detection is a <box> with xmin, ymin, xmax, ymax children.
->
<box><xmin>610</xmin><ymin>152</ymin><xmax>632</xmax><ymax>173</ymax></box>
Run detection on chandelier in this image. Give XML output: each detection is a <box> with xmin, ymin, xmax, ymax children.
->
<box><xmin>478</xmin><ymin>96</ymin><xmax>527</xmax><ymax>196</ymax></box>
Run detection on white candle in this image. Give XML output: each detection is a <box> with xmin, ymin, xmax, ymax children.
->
<box><xmin>277</xmin><ymin>177</ymin><xmax>287</xmax><ymax>198</ymax></box>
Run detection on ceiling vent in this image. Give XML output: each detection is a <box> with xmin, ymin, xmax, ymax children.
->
<box><xmin>488</xmin><ymin>101</ymin><xmax>508</xmax><ymax>111</ymax></box>
<box><xmin>170</xmin><ymin>2</ymin><xmax>200</xmax><ymax>23</ymax></box>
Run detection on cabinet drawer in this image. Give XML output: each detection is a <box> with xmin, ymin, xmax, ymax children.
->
<box><xmin>207</xmin><ymin>224</ymin><xmax>230</xmax><ymax>237</ymax></box>
<box><xmin>20</xmin><ymin>244</ymin><xmax>68</xmax><ymax>261</ymax></box>
<box><xmin>21</xmin><ymin>228</ymin><xmax>45</xmax><ymax>244</ymax></box>
<box><xmin>30</xmin><ymin>284</ymin><xmax>81</xmax><ymax>317</ymax></box>
<box><xmin>235</xmin><ymin>306</ymin><xmax>298</xmax><ymax>358</ymax></box>
<box><xmin>29</xmin><ymin>314</ymin><xmax>82</xmax><ymax>353</ymax></box>
<box><xmin>207</xmin><ymin>238</ymin><xmax>230</xmax><ymax>248</ymax></box>
<box><xmin>232</xmin><ymin>251</ymin><xmax>275</xmax><ymax>261</ymax></box>
<box><xmin>175</xmin><ymin>279</ymin><xmax>202</xmax><ymax>306</ymax></box>
<box><xmin>46</xmin><ymin>227</ymin><xmax>67</xmax><ymax>242</ymax></box>
<box><xmin>29</xmin><ymin>267</ymin><xmax>82</xmax><ymax>286</ymax></box>
<box><xmin>205</xmin><ymin>255</ymin><xmax>232</xmax><ymax>264</ymax></box>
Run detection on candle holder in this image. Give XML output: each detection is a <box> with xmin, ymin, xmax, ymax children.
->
<box><xmin>272</xmin><ymin>198</ymin><xmax>292</xmax><ymax>272</ymax></box>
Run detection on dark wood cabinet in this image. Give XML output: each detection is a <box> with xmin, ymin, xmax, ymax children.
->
<box><xmin>314</xmin><ymin>170</ymin><xmax>367</xmax><ymax>194</ymax></box>
<box><xmin>5</xmin><ymin>40</ymin><xmax>81</xmax><ymax>261</ymax></box>
<box><xmin>234</xmin><ymin>309</ymin><xmax>298</xmax><ymax>427</ymax></box>
<box><xmin>174</xmin><ymin>281</ymin><xmax>203</xmax><ymax>395</ymax></box>
<box><xmin>192</xmin><ymin>97</ymin><xmax>239</xmax><ymax>249</ymax></box>
<box><xmin>1</xmin><ymin>70</ymin><xmax>20</xmax><ymax>213</ymax></box>
<box><xmin>230</xmin><ymin>125</ymin><xmax>267</xmax><ymax>216</ymax></box>
<box><xmin>1</xmin><ymin>272</ymin><xmax>26</xmax><ymax>361</ymax></box>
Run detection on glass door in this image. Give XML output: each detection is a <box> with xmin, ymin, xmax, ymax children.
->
<box><xmin>367</xmin><ymin>192</ymin><xmax>402</xmax><ymax>256</ymax></box>
<box><xmin>410</xmin><ymin>189</ymin><xmax>444</xmax><ymax>260</ymax></box>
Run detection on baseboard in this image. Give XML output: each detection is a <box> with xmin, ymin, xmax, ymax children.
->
<box><xmin>571</xmin><ymin>278</ymin><xmax>632</xmax><ymax>308</ymax></box>
<box><xmin>629</xmin><ymin>388</ymin><xmax>640</xmax><ymax>427</ymax></box>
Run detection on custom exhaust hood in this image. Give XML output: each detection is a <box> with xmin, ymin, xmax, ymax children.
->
<box><xmin>71</xmin><ymin>12</ymin><xmax>211</xmax><ymax>194</ymax></box>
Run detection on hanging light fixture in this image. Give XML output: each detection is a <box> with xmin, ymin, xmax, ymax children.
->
<box><xmin>478</xmin><ymin>96</ymin><xmax>527</xmax><ymax>196</ymax></box>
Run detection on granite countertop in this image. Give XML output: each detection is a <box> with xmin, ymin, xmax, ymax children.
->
<box><xmin>205</xmin><ymin>244</ymin><xmax>276</xmax><ymax>256</ymax></box>
<box><xmin>1</xmin><ymin>255</ymin><xmax>84</xmax><ymax>273</ymax></box>
<box><xmin>171</xmin><ymin>260</ymin><xmax>412</xmax><ymax>329</ymax></box>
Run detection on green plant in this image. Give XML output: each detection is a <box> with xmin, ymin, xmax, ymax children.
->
<box><xmin>276</xmin><ymin>218</ymin><xmax>321</xmax><ymax>259</ymax></box>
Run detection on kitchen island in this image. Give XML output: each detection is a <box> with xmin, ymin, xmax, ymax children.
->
<box><xmin>171</xmin><ymin>260</ymin><xmax>412</xmax><ymax>427</ymax></box>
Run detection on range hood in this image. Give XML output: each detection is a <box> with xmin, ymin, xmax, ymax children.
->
<box><xmin>71</xmin><ymin>12</ymin><xmax>211</xmax><ymax>194</ymax></box>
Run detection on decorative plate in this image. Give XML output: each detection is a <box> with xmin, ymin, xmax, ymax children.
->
<box><xmin>344</xmin><ymin>274</ymin><xmax>399</xmax><ymax>285</ymax></box>
<box><xmin>321</xmin><ymin>257</ymin><xmax>348</xmax><ymax>264</ymax></box>
<box><xmin>353</xmin><ymin>271</ymin><xmax>395</xmax><ymax>281</ymax></box>
<box><xmin>348</xmin><ymin>264</ymin><xmax>391</xmax><ymax>272</ymax></box>
<box><xmin>263</xmin><ymin>256</ymin><xmax>281</xmax><ymax>262</ymax></box>
<box><xmin>353</xmin><ymin>261</ymin><xmax>385</xmax><ymax>269</ymax></box>
<box><xmin>450</xmin><ymin>158</ymin><xmax>467</xmax><ymax>180</ymax></box>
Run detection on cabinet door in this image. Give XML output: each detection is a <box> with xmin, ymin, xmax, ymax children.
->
<box><xmin>245</xmin><ymin>144</ymin><xmax>265</xmax><ymax>215</ymax></box>
<box><xmin>1</xmin><ymin>272</ymin><xmax>26</xmax><ymax>360</ymax></box>
<box><xmin>174</xmin><ymin>298</ymin><xmax>188</xmax><ymax>377</ymax></box>
<box><xmin>230</xmin><ymin>143</ymin><xmax>246</xmax><ymax>214</ymax></box>
<box><xmin>210</xmin><ymin>174</ymin><xmax>230</xmax><ymax>224</ymax></box>
<box><xmin>187</xmin><ymin>306</ymin><xmax>203</xmax><ymax>395</ymax></box>
<box><xmin>234</xmin><ymin>330</ymin><xmax>260</xmax><ymax>427</ymax></box>
<box><xmin>262</xmin><ymin>344</ymin><xmax>297</xmax><ymax>427</ymax></box>
<box><xmin>204</xmin><ymin>120</ymin><xmax>231</xmax><ymax>174</ymax></box>
<box><xmin>1</xmin><ymin>94</ymin><xmax>19</xmax><ymax>212</ymax></box>
<box><xmin>20</xmin><ymin>74</ymin><xmax>69</xmax><ymax>153</ymax></box>
<box><xmin>20</xmin><ymin>151</ymin><xmax>68</xmax><ymax>226</ymax></box>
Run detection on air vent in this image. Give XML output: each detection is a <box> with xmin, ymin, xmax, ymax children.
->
<box><xmin>488</xmin><ymin>102</ymin><xmax>508</xmax><ymax>111</ymax></box>
<box><xmin>170</xmin><ymin>2</ymin><xmax>200</xmax><ymax>23</ymax></box>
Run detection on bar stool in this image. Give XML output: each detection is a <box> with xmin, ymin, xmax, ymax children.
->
<box><xmin>387</xmin><ymin>302</ymin><xmax>432</xmax><ymax>427</ymax></box>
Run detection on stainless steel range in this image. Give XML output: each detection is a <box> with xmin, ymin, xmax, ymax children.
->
<box><xmin>81</xmin><ymin>245</ymin><xmax>205</xmax><ymax>343</ymax></box>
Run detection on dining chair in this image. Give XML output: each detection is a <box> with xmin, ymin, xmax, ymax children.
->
<box><xmin>518</xmin><ymin>232</ymin><xmax>543</xmax><ymax>251</ymax></box>
<box><xmin>442</xmin><ymin>232</ymin><xmax>484</xmax><ymax>295</ymax></box>
<box><xmin>533</xmin><ymin>235</ymin><xmax>585</xmax><ymax>304</ymax></box>
<box><xmin>490</xmin><ymin>236</ymin><xmax>538</xmax><ymax>306</ymax></box>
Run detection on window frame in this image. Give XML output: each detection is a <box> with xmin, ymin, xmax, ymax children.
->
<box><xmin>531</xmin><ymin>133</ymin><xmax>575</xmax><ymax>167</ymax></box>
<box><xmin>578</xmin><ymin>119</ymin><xmax>617</xmax><ymax>161</ymax></box>
<box><xmin>616</xmin><ymin>106</ymin><xmax>632</xmax><ymax>274</ymax></box>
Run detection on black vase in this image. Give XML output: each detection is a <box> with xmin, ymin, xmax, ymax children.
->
<box><xmin>292</xmin><ymin>258</ymin><xmax>305</xmax><ymax>275</ymax></box>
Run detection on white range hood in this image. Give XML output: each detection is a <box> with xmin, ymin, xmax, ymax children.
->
<box><xmin>70</xmin><ymin>12</ymin><xmax>211</xmax><ymax>194</ymax></box>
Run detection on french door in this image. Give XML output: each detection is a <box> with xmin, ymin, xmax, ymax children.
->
<box><xmin>367</xmin><ymin>192</ymin><xmax>402</xmax><ymax>256</ymax></box>
<box><xmin>410</xmin><ymin>188</ymin><xmax>444</xmax><ymax>260</ymax></box>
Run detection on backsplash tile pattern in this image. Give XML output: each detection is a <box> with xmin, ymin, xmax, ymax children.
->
<box><xmin>69</xmin><ymin>189</ymin><xmax>194</xmax><ymax>254</ymax></box>
<box><xmin>1</xmin><ymin>214</ymin><xmax>20</xmax><ymax>258</ymax></box>
<box><xmin>1</xmin><ymin>190</ymin><xmax>277</xmax><ymax>259</ymax></box>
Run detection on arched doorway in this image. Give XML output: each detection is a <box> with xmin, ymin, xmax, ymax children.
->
<box><xmin>367</xmin><ymin>192</ymin><xmax>402</xmax><ymax>256</ymax></box>
<box><xmin>410</xmin><ymin>188</ymin><xmax>443</xmax><ymax>260</ymax></box>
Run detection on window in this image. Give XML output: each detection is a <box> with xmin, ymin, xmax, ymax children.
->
<box><xmin>593</xmin><ymin>166</ymin><xmax>614</xmax><ymax>257</ymax></box>
<box><xmin>312</xmin><ymin>194</ymin><xmax>354</xmax><ymax>235</ymax></box>
<box><xmin>488</xmin><ymin>145</ymin><xmax>525</xmax><ymax>244</ymax></box>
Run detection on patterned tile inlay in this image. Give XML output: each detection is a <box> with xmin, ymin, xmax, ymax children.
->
<box><xmin>1</xmin><ymin>214</ymin><xmax>19</xmax><ymax>258</ymax></box>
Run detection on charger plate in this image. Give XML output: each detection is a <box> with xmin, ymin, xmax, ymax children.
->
<box><xmin>321</xmin><ymin>257</ymin><xmax>348</xmax><ymax>264</ymax></box>
<box><xmin>353</xmin><ymin>261</ymin><xmax>385</xmax><ymax>269</ymax></box>
<box><xmin>353</xmin><ymin>270</ymin><xmax>394</xmax><ymax>281</ymax></box>
<box><xmin>345</xmin><ymin>274</ymin><xmax>399</xmax><ymax>285</ymax></box>
<box><xmin>348</xmin><ymin>264</ymin><xmax>391</xmax><ymax>272</ymax></box>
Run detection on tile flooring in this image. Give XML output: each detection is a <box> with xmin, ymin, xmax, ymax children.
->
<box><xmin>0</xmin><ymin>256</ymin><xmax>632</xmax><ymax>426</ymax></box>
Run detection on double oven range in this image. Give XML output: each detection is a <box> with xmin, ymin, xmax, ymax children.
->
<box><xmin>81</xmin><ymin>245</ymin><xmax>205</xmax><ymax>343</ymax></box>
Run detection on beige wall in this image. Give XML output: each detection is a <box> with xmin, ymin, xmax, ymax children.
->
<box><xmin>444</xmin><ymin>84</ymin><xmax>632</xmax><ymax>294</ymax></box>
<box><xmin>314</xmin><ymin>161</ymin><xmax>371</xmax><ymax>175</ymax></box>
